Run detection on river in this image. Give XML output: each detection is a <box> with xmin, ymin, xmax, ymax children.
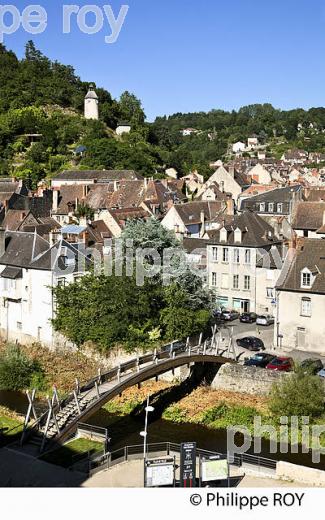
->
<box><xmin>2</xmin><ymin>390</ymin><xmax>325</xmax><ymax>471</ymax></box>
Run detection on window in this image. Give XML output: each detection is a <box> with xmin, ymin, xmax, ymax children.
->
<box><xmin>1</xmin><ymin>278</ymin><xmax>16</xmax><ymax>291</ymax></box>
<box><xmin>277</xmin><ymin>203</ymin><xmax>283</xmax><ymax>213</ymax></box>
<box><xmin>244</xmin><ymin>249</ymin><xmax>251</xmax><ymax>264</ymax></box>
<box><xmin>17</xmin><ymin>322</ymin><xmax>22</xmax><ymax>330</ymax></box>
<box><xmin>222</xmin><ymin>247</ymin><xmax>229</xmax><ymax>263</ymax></box>
<box><xmin>233</xmin><ymin>275</ymin><xmax>239</xmax><ymax>289</ymax></box>
<box><xmin>233</xmin><ymin>248</ymin><xmax>240</xmax><ymax>264</ymax></box>
<box><xmin>221</xmin><ymin>274</ymin><xmax>229</xmax><ymax>289</ymax></box>
<box><xmin>212</xmin><ymin>272</ymin><xmax>217</xmax><ymax>287</ymax></box>
<box><xmin>212</xmin><ymin>247</ymin><xmax>218</xmax><ymax>262</ymax></box>
<box><xmin>266</xmin><ymin>287</ymin><xmax>274</xmax><ymax>298</ymax></box>
<box><xmin>268</xmin><ymin>203</ymin><xmax>274</xmax><ymax>212</ymax></box>
<box><xmin>260</xmin><ymin>203</ymin><xmax>266</xmax><ymax>212</ymax></box>
<box><xmin>301</xmin><ymin>297</ymin><xmax>312</xmax><ymax>317</ymax></box>
<box><xmin>301</xmin><ymin>271</ymin><xmax>312</xmax><ymax>288</ymax></box>
<box><xmin>244</xmin><ymin>275</ymin><xmax>251</xmax><ymax>290</ymax></box>
<box><xmin>57</xmin><ymin>278</ymin><xmax>66</xmax><ymax>287</ymax></box>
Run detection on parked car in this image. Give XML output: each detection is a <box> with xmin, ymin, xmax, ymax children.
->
<box><xmin>256</xmin><ymin>315</ymin><xmax>275</xmax><ymax>326</ymax></box>
<box><xmin>300</xmin><ymin>358</ymin><xmax>323</xmax><ymax>375</ymax></box>
<box><xmin>240</xmin><ymin>312</ymin><xmax>257</xmax><ymax>323</ymax></box>
<box><xmin>161</xmin><ymin>340</ymin><xmax>186</xmax><ymax>355</ymax></box>
<box><xmin>317</xmin><ymin>367</ymin><xmax>325</xmax><ymax>378</ymax></box>
<box><xmin>266</xmin><ymin>356</ymin><xmax>293</xmax><ymax>372</ymax></box>
<box><xmin>222</xmin><ymin>310</ymin><xmax>240</xmax><ymax>321</ymax></box>
<box><xmin>212</xmin><ymin>308</ymin><xmax>226</xmax><ymax>320</ymax></box>
<box><xmin>244</xmin><ymin>352</ymin><xmax>276</xmax><ymax>368</ymax></box>
<box><xmin>236</xmin><ymin>336</ymin><xmax>265</xmax><ymax>351</ymax></box>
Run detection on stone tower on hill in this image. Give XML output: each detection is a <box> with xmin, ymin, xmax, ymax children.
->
<box><xmin>84</xmin><ymin>84</ymin><xmax>99</xmax><ymax>120</ymax></box>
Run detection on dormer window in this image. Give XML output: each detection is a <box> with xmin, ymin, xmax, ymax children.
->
<box><xmin>220</xmin><ymin>227</ymin><xmax>227</xmax><ymax>242</ymax></box>
<box><xmin>260</xmin><ymin>203</ymin><xmax>266</xmax><ymax>212</ymax></box>
<box><xmin>234</xmin><ymin>227</ymin><xmax>242</xmax><ymax>243</ymax></box>
<box><xmin>301</xmin><ymin>268</ymin><xmax>313</xmax><ymax>289</ymax></box>
<box><xmin>268</xmin><ymin>203</ymin><xmax>274</xmax><ymax>212</ymax></box>
<box><xmin>277</xmin><ymin>203</ymin><xmax>283</xmax><ymax>213</ymax></box>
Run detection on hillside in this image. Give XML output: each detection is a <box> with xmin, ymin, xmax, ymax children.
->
<box><xmin>2</xmin><ymin>41</ymin><xmax>325</xmax><ymax>187</ymax></box>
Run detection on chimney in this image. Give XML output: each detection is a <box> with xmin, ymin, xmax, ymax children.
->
<box><xmin>113</xmin><ymin>180</ymin><xmax>119</xmax><ymax>192</ymax></box>
<box><xmin>0</xmin><ymin>228</ymin><xmax>6</xmax><ymax>257</ymax></box>
<box><xmin>228</xmin><ymin>165</ymin><xmax>235</xmax><ymax>178</ymax></box>
<box><xmin>52</xmin><ymin>190</ymin><xmax>59</xmax><ymax>212</ymax></box>
<box><xmin>226</xmin><ymin>198</ymin><xmax>234</xmax><ymax>215</ymax></box>
<box><xmin>200</xmin><ymin>209</ymin><xmax>205</xmax><ymax>237</ymax></box>
<box><xmin>83</xmin><ymin>185</ymin><xmax>89</xmax><ymax>198</ymax></box>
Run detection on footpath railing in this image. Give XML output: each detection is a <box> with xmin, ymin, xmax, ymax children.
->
<box><xmin>70</xmin><ymin>441</ymin><xmax>277</xmax><ymax>476</ymax></box>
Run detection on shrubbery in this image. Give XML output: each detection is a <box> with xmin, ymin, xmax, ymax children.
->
<box><xmin>0</xmin><ymin>344</ymin><xmax>45</xmax><ymax>391</ymax></box>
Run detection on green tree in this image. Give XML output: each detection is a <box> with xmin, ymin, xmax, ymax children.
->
<box><xmin>0</xmin><ymin>344</ymin><xmax>45</xmax><ymax>391</ymax></box>
<box><xmin>269</xmin><ymin>367</ymin><xmax>324</xmax><ymax>418</ymax></box>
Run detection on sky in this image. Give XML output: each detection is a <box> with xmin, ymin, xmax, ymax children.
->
<box><xmin>3</xmin><ymin>0</ymin><xmax>325</xmax><ymax>121</ymax></box>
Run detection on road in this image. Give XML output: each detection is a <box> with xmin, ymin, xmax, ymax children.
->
<box><xmin>220</xmin><ymin>318</ymin><xmax>325</xmax><ymax>365</ymax></box>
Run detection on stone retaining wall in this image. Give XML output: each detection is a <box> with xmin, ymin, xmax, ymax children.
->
<box><xmin>211</xmin><ymin>362</ymin><xmax>288</xmax><ymax>396</ymax></box>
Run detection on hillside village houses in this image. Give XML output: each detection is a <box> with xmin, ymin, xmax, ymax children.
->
<box><xmin>0</xmin><ymin>229</ymin><xmax>90</xmax><ymax>347</ymax></box>
<box><xmin>2</xmin><ymin>142</ymin><xmax>325</xmax><ymax>350</ymax></box>
<box><xmin>205</xmin><ymin>212</ymin><xmax>284</xmax><ymax>315</ymax></box>
<box><xmin>275</xmin><ymin>239</ymin><xmax>325</xmax><ymax>353</ymax></box>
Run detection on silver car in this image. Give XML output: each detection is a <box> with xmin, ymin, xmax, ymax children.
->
<box><xmin>256</xmin><ymin>315</ymin><xmax>275</xmax><ymax>326</ymax></box>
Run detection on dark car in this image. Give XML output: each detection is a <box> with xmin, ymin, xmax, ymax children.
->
<box><xmin>212</xmin><ymin>308</ymin><xmax>224</xmax><ymax>320</ymax></box>
<box><xmin>300</xmin><ymin>358</ymin><xmax>323</xmax><ymax>375</ymax></box>
<box><xmin>161</xmin><ymin>340</ymin><xmax>186</xmax><ymax>355</ymax></box>
<box><xmin>244</xmin><ymin>352</ymin><xmax>276</xmax><ymax>368</ymax></box>
<box><xmin>222</xmin><ymin>310</ymin><xmax>240</xmax><ymax>321</ymax></box>
<box><xmin>240</xmin><ymin>312</ymin><xmax>257</xmax><ymax>324</ymax></box>
<box><xmin>236</xmin><ymin>336</ymin><xmax>265</xmax><ymax>351</ymax></box>
<box><xmin>266</xmin><ymin>356</ymin><xmax>293</xmax><ymax>372</ymax></box>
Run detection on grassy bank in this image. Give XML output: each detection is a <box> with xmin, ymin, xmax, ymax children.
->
<box><xmin>41</xmin><ymin>438</ymin><xmax>104</xmax><ymax>468</ymax></box>
<box><xmin>0</xmin><ymin>405</ymin><xmax>24</xmax><ymax>444</ymax></box>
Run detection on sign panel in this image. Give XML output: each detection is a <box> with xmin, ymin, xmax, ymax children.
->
<box><xmin>145</xmin><ymin>457</ymin><xmax>174</xmax><ymax>487</ymax></box>
<box><xmin>201</xmin><ymin>454</ymin><xmax>228</xmax><ymax>482</ymax></box>
<box><xmin>180</xmin><ymin>442</ymin><xmax>196</xmax><ymax>487</ymax></box>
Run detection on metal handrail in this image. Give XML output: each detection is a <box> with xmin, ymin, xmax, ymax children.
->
<box><xmin>85</xmin><ymin>442</ymin><xmax>277</xmax><ymax>475</ymax></box>
<box><xmin>22</xmin><ymin>333</ymin><xmax>234</xmax><ymax>447</ymax></box>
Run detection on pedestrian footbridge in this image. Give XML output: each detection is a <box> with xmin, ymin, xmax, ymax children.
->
<box><xmin>19</xmin><ymin>330</ymin><xmax>237</xmax><ymax>454</ymax></box>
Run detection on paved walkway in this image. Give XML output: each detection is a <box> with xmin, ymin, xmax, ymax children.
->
<box><xmin>0</xmin><ymin>447</ymin><xmax>85</xmax><ymax>487</ymax></box>
<box><xmin>83</xmin><ymin>459</ymin><xmax>308</xmax><ymax>488</ymax></box>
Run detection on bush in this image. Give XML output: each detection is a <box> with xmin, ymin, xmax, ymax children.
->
<box><xmin>0</xmin><ymin>344</ymin><xmax>45</xmax><ymax>391</ymax></box>
<box><xmin>269</xmin><ymin>367</ymin><xmax>324</xmax><ymax>418</ymax></box>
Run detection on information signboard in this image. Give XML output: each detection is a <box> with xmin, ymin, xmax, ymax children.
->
<box><xmin>180</xmin><ymin>442</ymin><xmax>197</xmax><ymax>487</ymax></box>
<box><xmin>201</xmin><ymin>454</ymin><xmax>229</xmax><ymax>483</ymax></box>
<box><xmin>145</xmin><ymin>457</ymin><xmax>175</xmax><ymax>487</ymax></box>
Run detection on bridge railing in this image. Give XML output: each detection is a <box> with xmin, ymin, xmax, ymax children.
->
<box><xmin>21</xmin><ymin>331</ymin><xmax>226</xmax><ymax>444</ymax></box>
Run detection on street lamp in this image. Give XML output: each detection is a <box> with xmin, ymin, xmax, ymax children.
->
<box><xmin>140</xmin><ymin>395</ymin><xmax>154</xmax><ymax>460</ymax></box>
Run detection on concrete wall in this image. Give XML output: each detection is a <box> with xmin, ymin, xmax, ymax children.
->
<box><xmin>211</xmin><ymin>362</ymin><xmax>288</xmax><ymax>396</ymax></box>
<box><xmin>276</xmin><ymin>460</ymin><xmax>325</xmax><ymax>486</ymax></box>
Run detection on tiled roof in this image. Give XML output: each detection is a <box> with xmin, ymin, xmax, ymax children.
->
<box><xmin>207</xmin><ymin>211</ymin><xmax>282</xmax><ymax>247</ymax></box>
<box><xmin>174</xmin><ymin>201</ymin><xmax>226</xmax><ymax>225</ymax></box>
<box><xmin>52</xmin><ymin>170</ymin><xmax>143</xmax><ymax>181</ymax></box>
<box><xmin>292</xmin><ymin>202</ymin><xmax>325</xmax><ymax>231</ymax></box>
<box><xmin>277</xmin><ymin>238</ymin><xmax>325</xmax><ymax>294</ymax></box>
